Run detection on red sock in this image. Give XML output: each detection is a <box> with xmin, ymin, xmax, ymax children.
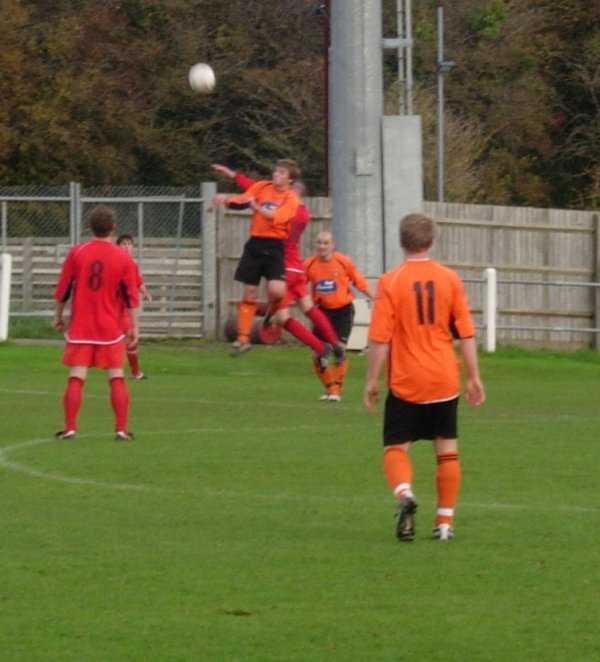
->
<box><xmin>127</xmin><ymin>349</ymin><xmax>140</xmax><ymax>376</ymax></box>
<box><xmin>383</xmin><ymin>446</ymin><xmax>413</xmax><ymax>500</ymax></box>
<box><xmin>435</xmin><ymin>451</ymin><xmax>461</xmax><ymax>526</ymax></box>
<box><xmin>306</xmin><ymin>307</ymin><xmax>338</xmax><ymax>345</ymax></box>
<box><xmin>283</xmin><ymin>318</ymin><xmax>326</xmax><ymax>354</ymax></box>
<box><xmin>109</xmin><ymin>377</ymin><xmax>130</xmax><ymax>432</ymax></box>
<box><xmin>63</xmin><ymin>376</ymin><xmax>84</xmax><ymax>431</ymax></box>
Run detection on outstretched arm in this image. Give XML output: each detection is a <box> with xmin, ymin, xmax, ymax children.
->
<box><xmin>211</xmin><ymin>163</ymin><xmax>236</xmax><ymax>179</ymax></box>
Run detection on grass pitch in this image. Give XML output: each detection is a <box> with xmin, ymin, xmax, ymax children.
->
<box><xmin>1</xmin><ymin>341</ymin><xmax>599</xmax><ymax>661</ymax></box>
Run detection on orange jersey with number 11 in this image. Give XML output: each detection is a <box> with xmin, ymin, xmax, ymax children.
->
<box><xmin>368</xmin><ymin>258</ymin><xmax>475</xmax><ymax>403</ymax></box>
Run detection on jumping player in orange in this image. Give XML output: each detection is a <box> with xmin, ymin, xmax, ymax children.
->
<box><xmin>116</xmin><ymin>234</ymin><xmax>152</xmax><ymax>379</ymax></box>
<box><xmin>211</xmin><ymin>163</ymin><xmax>342</xmax><ymax>359</ymax></box>
<box><xmin>304</xmin><ymin>231</ymin><xmax>373</xmax><ymax>401</ymax></box>
<box><xmin>53</xmin><ymin>205</ymin><xmax>140</xmax><ymax>441</ymax></box>
<box><xmin>364</xmin><ymin>213</ymin><xmax>485</xmax><ymax>541</ymax></box>
<box><xmin>211</xmin><ymin>159</ymin><xmax>300</xmax><ymax>357</ymax></box>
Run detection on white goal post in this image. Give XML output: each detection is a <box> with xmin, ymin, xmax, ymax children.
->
<box><xmin>0</xmin><ymin>253</ymin><xmax>12</xmax><ymax>341</ymax></box>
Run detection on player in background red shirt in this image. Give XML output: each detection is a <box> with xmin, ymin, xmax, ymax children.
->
<box><xmin>212</xmin><ymin>159</ymin><xmax>300</xmax><ymax>357</ymax></box>
<box><xmin>211</xmin><ymin>164</ymin><xmax>343</xmax><ymax>361</ymax></box>
<box><xmin>53</xmin><ymin>205</ymin><xmax>140</xmax><ymax>441</ymax></box>
<box><xmin>364</xmin><ymin>213</ymin><xmax>485</xmax><ymax>542</ymax></box>
<box><xmin>116</xmin><ymin>234</ymin><xmax>152</xmax><ymax>379</ymax></box>
<box><xmin>304</xmin><ymin>231</ymin><xmax>374</xmax><ymax>401</ymax></box>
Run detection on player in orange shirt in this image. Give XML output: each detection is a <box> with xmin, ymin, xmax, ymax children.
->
<box><xmin>364</xmin><ymin>213</ymin><xmax>485</xmax><ymax>542</ymax></box>
<box><xmin>53</xmin><ymin>205</ymin><xmax>140</xmax><ymax>441</ymax></box>
<box><xmin>304</xmin><ymin>231</ymin><xmax>374</xmax><ymax>401</ymax></box>
<box><xmin>212</xmin><ymin>159</ymin><xmax>300</xmax><ymax>357</ymax></box>
<box><xmin>116</xmin><ymin>234</ymin><xmax>152</xmax><ymax>379</ymax></box>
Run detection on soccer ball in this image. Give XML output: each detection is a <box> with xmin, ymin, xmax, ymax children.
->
<box><xmin>188</xmin><ymin>63</ymin><xmax>216</xmax><ymax>93</ymax></box>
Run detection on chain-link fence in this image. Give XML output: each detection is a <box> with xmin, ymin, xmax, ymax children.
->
<box><xmin>1</xmin><ymin>183</ymin><xmax>215</xmax><ymax>338</ymax></box>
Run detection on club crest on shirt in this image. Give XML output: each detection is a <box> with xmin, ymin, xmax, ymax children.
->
<box><xmin>261</xmin><ymin>201</ymin><xmax>280</xmax><ymax>210</ymax></box>
<box><xmin>315</xmin><ymin>278</ymin><xmax>337</xmax><ymax>294</ymax></box>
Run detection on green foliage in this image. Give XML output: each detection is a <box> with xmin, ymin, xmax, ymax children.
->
<box><xmin>466</xmin><ymin>1</ymin><xmax>508</xmax><ymax>40</ymax></box>
<box><xmin>1</xmin><ymin>343</ymin><xmax>599</xmax><ymax>659</ymax></box>
<box><xmin>0</xmin><ymin>1</ymin><xmax>597</xmax><ymax>206</ymax></box>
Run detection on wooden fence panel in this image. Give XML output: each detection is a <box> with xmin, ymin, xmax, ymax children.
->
<box><xmin>426</xmin><ymin>202</ymin><xmax>599</xmax><ymax>348</ymax></box>
<box><xmin>4</xmin><ymin>199</ymin><xmax>599</xmax><ymax>348</ymax></box>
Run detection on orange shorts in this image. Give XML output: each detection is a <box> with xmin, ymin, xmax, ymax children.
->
<box><xmin>282</xmin><ymin>270</ymin><xmax>308</xmax><ymax>307</ymax></box>
<box><xmin>63</xmin><ymin>340</ymin><xmax>126</xmax><ymax>369</ymax></box>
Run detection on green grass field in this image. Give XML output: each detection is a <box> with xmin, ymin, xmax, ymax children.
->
<box><xmin>1</xmin><ymin>341</ymin><xmax>599</xmax><ymax>661</ymax></box>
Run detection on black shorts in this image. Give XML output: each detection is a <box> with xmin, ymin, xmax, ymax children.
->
<box><xmin>383</xmin><ymin>392</ymin><xmax>458</xmax><ymax>446</ymax></box>
<box><xmin>313</xmin><ymin>303</ymin><xmax>354</xmax><ymax>344</ymax></box>
<box><xmin>234</xmin><ymin>237</ymin><xmax>286</xmax><ymax>285</ymax></box>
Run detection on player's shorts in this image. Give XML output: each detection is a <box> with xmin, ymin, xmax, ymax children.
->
<box><xmin>281</xmin><ymin>269</ymin><xmax>308</xmax><ymax>307</ymax></box>
<box><xmin>313</xmin><ymin>303</ymin><xmax>355</xmax><ymax>344</ymax></box>
<box><xmin>234</xmin><ymin>237</ymin><xmax>286</xmax><ymax>285</ymax></box>
<box><xmin>383</xmin><ymin>391</ymin><xmax>458</xmax><ymax>445</ymax></box>
<box><xmin>63</xmin><ymin>340</ymin><xmax>126</xmax><ymax>370</ymax></box>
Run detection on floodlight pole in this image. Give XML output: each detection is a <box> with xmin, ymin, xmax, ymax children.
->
<box><xmin>436</xmin><ymin>6</ymin><xmax>455</xmax><ymax>202</ymax></box>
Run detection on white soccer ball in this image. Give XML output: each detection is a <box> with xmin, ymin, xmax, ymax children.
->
<box><xmin>188</xmin><ymin>63</ymin><xmax>216</xmax><ymax>93</ymax></box>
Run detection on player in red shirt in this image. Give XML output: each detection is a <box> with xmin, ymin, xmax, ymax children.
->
<box><xmin>304</xmin><ymin>231</ymin><xmax>374</xmax><ymax>401</ymax></box>
<box><xmin>364</xmin><ymin>213</ymin><xmax>485</xmax><ymax>542</ymax></box>
<box><xmin>53</xmin><ymin>205</ymin><xmax>140</xmax><ymax>441</ymax></box>
<box><xmin>116</xmin><ymin>234</ymin><xmax>152</xmax><ymax>379</ymax></box>
<box><xmin>211</xmin><ymin>163</ymin><xmax>342</xmax><ymax>361</ymax></box>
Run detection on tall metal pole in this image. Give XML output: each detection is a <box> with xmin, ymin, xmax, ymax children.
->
<box><xmin>318</xmin><ymin>1</ymin><xmax>331</xmax><ymax>195</ymax></box>
<box><xmin>436</xmin><ymin>6</ymin><xmax>455</xmax><ymax>202</ymax></box>
<box><xmin>436</xmin><ymin>6</ymin><xmax>445</xmax><ymax>202</ymax></box>
<box><xmin>329</xmin><ymin>0</ymin><xmax>384</xmax><ymax>276</ymax></box>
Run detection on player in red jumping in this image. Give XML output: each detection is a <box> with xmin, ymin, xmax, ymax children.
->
<box><xmin>53</xmin><ymin>205</ymin><xmax>140</xmax><ymax>441</ymax></box>
<box><xmin>211</xmin><ymin>163</ymin><xmax>343</xmax><ymax>362</ymax></box>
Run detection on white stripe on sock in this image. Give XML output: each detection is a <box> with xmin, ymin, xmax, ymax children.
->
<box><xmin>437</xmin><ymin>507</ymin><xmax>454</xmax><ymax>517</ymax></box>
<box><xmin>394</xmin><ymin>483</ymin><xmax>413</xmax><ymax>498</ymax></box>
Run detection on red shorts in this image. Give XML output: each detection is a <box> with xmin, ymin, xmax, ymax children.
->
<box><xmin>282</xmin><ymin>269</ymin><xmax>308</xmax><ymax>307</ymax></box>
<box><xmin>63</xmin><ymin>340</ymin><xmax>126</xmax><ymax>369</ymax></box>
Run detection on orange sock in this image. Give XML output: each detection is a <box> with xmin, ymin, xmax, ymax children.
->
<box><xmin>312</xmin><ymin>358</ymin><xmax>335</xmax><ymax>393</ymax></box>
<box><xmin>237</xmin><ymin>300</ymin><xmax>256</xmax><ymax>343</ymax></box>
<box><xmin>383</xmin><ymin>446</ymin><xmax>413</xmax><ymax>500</ymax></box>
<box><xmin>435</xmin><ymin>451</ymin><xmax>461</xmax><ymax>526</ymax></box>
<box><xmin>333</xmin><ymin>357</ymin><xmax>348</xmax><ymax>393</ymax></box>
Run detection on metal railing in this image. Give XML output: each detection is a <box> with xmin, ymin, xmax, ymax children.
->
<box><xmin>467</xmin><ymin>268</ymin><xmax>600</xmax><ymax>351</ymax></box>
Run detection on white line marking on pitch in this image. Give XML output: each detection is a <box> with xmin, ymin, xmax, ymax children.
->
<box><xmin>0</xmin><ymin>424</ymin><xmax>368</xmax><ymax>495</ymax></box>
<box><xmin>0</xmin><ymin>432</ymin><xmax>597</xmax><ymax>514</ymax></box>
<box><xmin>0</xmin><ymin>425</ymin><xmax>599</xmax><ymax>514</ymax></box>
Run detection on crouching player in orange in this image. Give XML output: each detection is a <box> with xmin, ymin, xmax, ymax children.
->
<box><xmin>53</xmin><ymin>205</ymin><xmax>140</xmax><ymax>441</ymax></box>
<box><xmin>364</xmin><ymin>213</ymin><xmax>485</xmax><ymax>541</ymax></box>
<box><xmin>304</xmin><ymin>231</ymin><xmax>373</xmax><ymax>401</ymax></box>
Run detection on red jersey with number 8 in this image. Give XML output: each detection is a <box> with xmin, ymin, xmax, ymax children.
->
<box><xmin>368</xmin><ymin>258</ymin><xmax>475</xmax><ymax>403</ymax></box>
<box><xmin>54</xmin><ymin>240</ymin><xmax>140</xmax><ymax>344</ymax></box>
